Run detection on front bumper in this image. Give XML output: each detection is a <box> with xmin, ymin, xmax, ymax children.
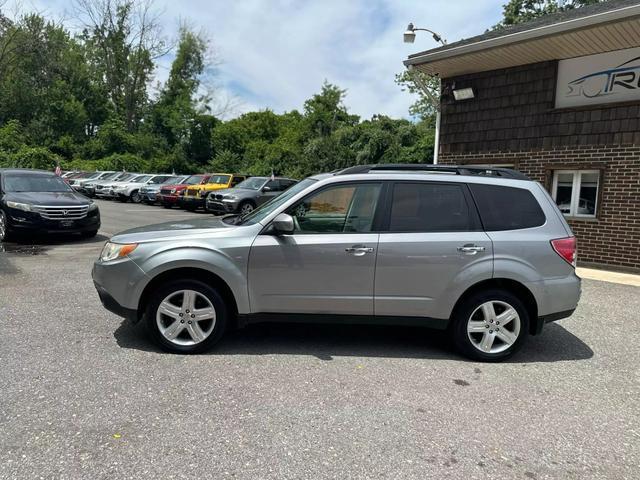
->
<box><xmin>181</xmin><ymin>196</ymin><xmax>205</xmax><ymax>208</ymax></box>
<box><xmin>158</xmin><ymin>194</ymin><xmax>181</xmax><ymax>205</ymax></box>
<box><xmin>206</xmin><ymin>198</ymin><xmax>238</xmax><ymax>213</ymax></box>
<box><xmin>142</xmin><ymin>192</ymin><xmax>158</xmax><ymax>202</ymax></box>
<box><xmin>6</xmin><ymin>208</ymin><xmax>100</xmax><ymax>235</ymax></box>
<box><xmin>92</xmin><ymin>257</ymin><xmax>149</xmax><ymax>322</ymax></box>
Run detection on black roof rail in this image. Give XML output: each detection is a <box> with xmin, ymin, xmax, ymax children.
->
<box><xmin>336</xmin><ymin>164</ymin><xmax>531</xmax><ymax>180</ymax></box>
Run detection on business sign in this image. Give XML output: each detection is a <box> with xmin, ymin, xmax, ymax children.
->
<box><xmin>555</xmin><ymin>46</ymin><xmax>640</xmax><ymax>109</ymax></box>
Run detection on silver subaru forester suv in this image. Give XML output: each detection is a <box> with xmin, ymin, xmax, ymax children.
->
<box><xmin>92</xmin><ymin>165</ymin><xmax>581</xmax><ymax>361</ymax></box>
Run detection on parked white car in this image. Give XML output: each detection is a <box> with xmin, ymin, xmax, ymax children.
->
<box><xmin>69</xmin><ymin>171</ymin><xmax>115</xmax><ymax>192</ymax></box>
<box><xmin>95</xmin><ymin>173</ymin><xmax>142</xmax><ymax>199</ymax></box>
<box><xmin>111</xmin><ymin>174</ymin><xmax>173</xmax><ymax>203</ymax></box>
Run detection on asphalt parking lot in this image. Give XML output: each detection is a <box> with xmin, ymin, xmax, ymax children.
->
<box><xmin>1</xmin><ymin>199</ymin><xmax>639</xmax><ymax>479</ymax></box>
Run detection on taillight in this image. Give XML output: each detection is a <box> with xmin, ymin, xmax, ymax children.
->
<box><xmin>551</xmin><ymin>236</ymin><xmax>577</xmax><ymax>267</ymax></box>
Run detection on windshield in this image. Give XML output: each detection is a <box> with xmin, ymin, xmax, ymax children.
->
<box><xmin>207</xmin><ymin>175</ymin><xmax>231</xmax><ymax>185</ymax></box>
<box><xmin>4</xmin><ymin>174</ymin><xmax>73</xmax><ymax>193</ymax></box>
<box><xmin>99</xmin><ymin>172</ymin><xmax>121</xmax><ymax>181</ymax></box>
<box><xmin>134</xmin><ymin>175</ymin><xmax>152</xmax><ymax>183</ymax></box>
<box><xmin>236</xmin><ymin>177</ymin><xmax>267</xmax><ymax>190</ymax></box>
<box><xmin>149</xmin><ymin>175</ymin><xmax>170</xmax><ymax>184</ymax></box>
<box><xmin>116</xmin><ymin>174</ymin><xmax>135</xmax><ymax>182</ymax></box>
<box><xmin>237</xmin><ymin>178</ymin><xmax>317</xmax><ymax>226</ymax></box>
<box><xmin>85</xmin><ymin>172</ymin><xmax>102</xmax><ymax>180</ymax></box>
<box><xmin>184</xmin><ymin>175</ymin><xmax>205</xmax><ymax>185</ymax></box>
<box><xmin>163</xmin><ymin>176</ymin><xmax>183</xmax><ymax>184</ymax></box>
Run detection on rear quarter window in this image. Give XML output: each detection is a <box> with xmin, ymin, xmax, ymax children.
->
<box><xmin>469</xmin><ymin>184</ymin><xmax>545</xmax><ymax>231</ymax></box>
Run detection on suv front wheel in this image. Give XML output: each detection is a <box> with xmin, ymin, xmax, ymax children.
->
<box><xmin>451</xmin><ymin>289</ymin><xmax>529</xmax><ymax>362</ymax></box>
<box><xmin>145</xmin><ymin>279</ymin><xmax>228</xmax><ymax>353</ymax></box>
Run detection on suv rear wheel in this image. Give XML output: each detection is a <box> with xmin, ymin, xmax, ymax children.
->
<box><xmin>145</xmin><ymin>280</ymin><xmax>228</xmax><ymax>353</ymax></box>
<box><xmin>451</xmin><ymin>289</ymin><xmax>529</xmax><ymax>362</ymax></box>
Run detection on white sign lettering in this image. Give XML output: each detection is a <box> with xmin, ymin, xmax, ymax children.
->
<box><xmin>555</xmin><ymin>46</ymin><xmax>640</xmax><ymax>109</ymax></box>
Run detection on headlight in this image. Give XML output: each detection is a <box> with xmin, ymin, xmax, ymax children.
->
<box><xmin>88</xmin><ymin>202</ymin><xmax>98</xmax><ymax>211</ymax></box>
<box><xmin>100</xmin><ymin>242</ymin><xmax>138</xmax><ymax>262</ymax></box>
<box><xmin>6</xmin><ymin>201</ymin><xmax>34</xmax><ymax>212</ymax></box>
<box><xmin>170</xmin><ymin>188</ymin><xmax>177</xmax><ymax>194</ymax></box>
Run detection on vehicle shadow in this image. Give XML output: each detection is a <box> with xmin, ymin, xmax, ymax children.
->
<box><xmin>0</xmin><ymin>232</ymin><xmax>109</xmax><ymax>253</ymax></box>
<box><xmin>113</xmin><ymin>319</ymin><xmax>594</xmax><ymax>363</ymax></box>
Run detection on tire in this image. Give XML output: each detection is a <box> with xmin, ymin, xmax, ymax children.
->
<box><xmin>145</xmin><ymin>279</ymin><xmax>228</xmax><ymax>354</ymax></box>
<box><xmin>238</xmin><ymin>200</ymin><xmax>255</xmax><ymax>216</ymax></box>
<box><xmin>81</xmin><ymin>230</ymin><xmax>98</xmax><ymax>238</ymax></box>
<box><xmin>0</xmin><ymin>210</ymin><xmax>12</xmax><ymax>242</ymax></box>
<box><xmin>130</xmin><ymin>190</ymin><xmax>142</xmax><ymax>203</ymax></box>
<box><xmin>451</xmin><ymin>289</ymin><xmax>529</xmax><ymax>362</ymax></box>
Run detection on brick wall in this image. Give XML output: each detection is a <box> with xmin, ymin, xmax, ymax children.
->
<box><xmin>440</xmin><ymin>61</ymin><xmax>640</xmax><ymax>154</ymax></box>
<box><xmin>439</xmin><ymin>147</ymin><xmax>640</xmax><ymax>272</ymax></box>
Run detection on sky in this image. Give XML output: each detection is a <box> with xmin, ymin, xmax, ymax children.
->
<box><xmin>18</xmin><ymin>0</ymin><xmax>504</xmax><ymax>119</ymax></box>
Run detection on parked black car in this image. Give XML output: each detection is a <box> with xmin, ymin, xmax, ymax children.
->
<box><xmin>0</xmin><ymin>169</ymin><xmax>101</xmax><ymax>242</ymax></box>
<box><xmin>205</xmin><ymin>176</ymin><xmax>298</xmax><ymax>215</ymax></box>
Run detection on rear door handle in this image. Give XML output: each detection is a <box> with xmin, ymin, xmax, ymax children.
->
<box><xmin>345</xmin><ymin>245</ymin><xmax>375</xmax><ymax>255</ymax></box>
<box><xmin>457</xmin><ymin>244</ymin><xmax>486</xmax><ymax>255</ymax></box>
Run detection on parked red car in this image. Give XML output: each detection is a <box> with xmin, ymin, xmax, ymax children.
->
<box><xmin>157</xmin><ymin>174</ymin><xmax>212</xmax><ymax>208</ymax></box>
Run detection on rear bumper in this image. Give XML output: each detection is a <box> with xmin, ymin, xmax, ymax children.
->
<box><xmin>535</xmin><ymin>308</ymin><xmax>576</xmax><ymax>334</ymax></box>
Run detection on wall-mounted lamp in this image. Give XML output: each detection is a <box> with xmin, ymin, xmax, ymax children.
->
<box><xmin>453</xmin><ymin>87</ymin><xmax>475</xmax><ymax>101</ymax></box>
<box><xmin>403</xmin><ymin>23</ymin><xmax>447</xmax><ymax>45</ymax></box>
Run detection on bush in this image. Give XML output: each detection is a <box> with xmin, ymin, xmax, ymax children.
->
<box><xmin>11</xmin><ymin>147</ymin><xmax>62</xmax><ymax>170</ymax></box>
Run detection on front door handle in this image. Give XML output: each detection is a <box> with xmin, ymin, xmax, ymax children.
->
<box><xmin>345</xmin><ymin>245</ymin><xmax>375</xmax><ymax>255</ymax></box>
<box><xmin>457</xmin><ymin>244</ymin><xmax>486</xmax><ymax>255</ymax></box>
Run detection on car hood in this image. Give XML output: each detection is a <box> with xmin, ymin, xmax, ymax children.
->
<box><xmin>214</xmin><ymin>188</ymin><xmax>254</xmax><ymax>198</ymax></box>
<box><xmin>5</xmin><ymin>191</ymin><xmax>90</xmax><ymax>206</ymax></box>
<box><xmin>114</xmin><ymin>182</ymin><xmax>145</xmax><ymax>188</ymax></box>
<box><xmin>111</xmin><ymin>216</ymin><xmax>238</xmax><ymax>243</ymax></box>
<box><xmin>160</xmin><ymin>183</ymin><xmax>189</xmax><ymax>190</ymax></box>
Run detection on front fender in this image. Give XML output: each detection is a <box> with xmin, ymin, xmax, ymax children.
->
<box><xmin>130</xmin><ymin>243</ymin><xmax>250</xmax><ymax>314</ymax></box>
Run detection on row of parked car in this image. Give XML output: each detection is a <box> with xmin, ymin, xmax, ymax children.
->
<box><xmin>65</xmin><ymin>171</ymin><xmax>298</xmax><ymax>215</ymax></box>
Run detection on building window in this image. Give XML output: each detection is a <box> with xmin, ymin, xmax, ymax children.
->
<box><xmin>552</xmin><ymin>170</ymin><xmax>600</xmax><ymax>218</ymax></box>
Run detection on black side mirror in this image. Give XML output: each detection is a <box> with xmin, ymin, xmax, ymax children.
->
<box><xmin>271</xmin><ymin>213</ymin><xmax>294</xmax><ymax>235</ymax></box>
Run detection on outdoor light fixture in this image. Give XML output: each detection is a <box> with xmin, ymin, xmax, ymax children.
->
<box><xmin>403</xmin><ymin>23</ymin><xmax>446</xmax><ymax>45</ymax></box>
<box><xmin>453</xmin><ymin>87</ymin><xmax>475</xmax><ymax>101</ymax></box>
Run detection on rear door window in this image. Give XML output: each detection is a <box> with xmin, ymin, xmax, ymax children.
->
<box><xmin>469</xmin><ymin>184</ymin><xmax>545</xmax><ymax>231</ymax></box>
<box><xmin>388</xmin><ymin>183</ymin><xmax>475</xmax><ymax>232</ymax></box>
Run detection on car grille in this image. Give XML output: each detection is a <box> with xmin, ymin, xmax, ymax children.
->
<box><xmin>214</xmin><ymin>194</ymin><xmax>223</xmax><ymax>200</ymax></box>
<box><xmin>96</xmin><ymin>185</ymin><xmax>105</xmax><ymax>190</ymax></box>
<box><xmin>160</xmin><ymin>188</ymin><xmax>173</xmax><ymax>195</ymax></box>
<box><xmin>33</xmin><ymin>205</ymin><xmax>89</xmax><ymax>220</ymax></box>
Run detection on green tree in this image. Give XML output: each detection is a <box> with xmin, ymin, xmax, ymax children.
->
<box><xmin>394</xmin><ymin>69</ymin><xmax>439</xmax><ymax>121</ymax></box>
<box><xmin>495</xmin><ymin>0</ymin><xmax>605</xmax><ymax>28</ymax></box>
<box><xmin>150</xmin><ymin>26</ymin><xmax>208</xmax><ymax>149</ymax></box>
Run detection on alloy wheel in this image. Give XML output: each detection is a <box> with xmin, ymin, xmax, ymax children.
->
<box><xmin>131</xmin><ymin>191</ymin><xmax>141</xmax><ymax>203</ymax></box>
<box><xmin>466</xmin><ymin>300</ymin><xmax>521</xmax><ymax>354</ymax></box>
<box><xmin>240</xmin><ymin>203</ymin><xmax>254</xmax><ymax>215</ymax></box>
<box><xmin>156</xmin><ymin>289</ymin><xmax>217</xmax><ymax>346</ymax></box>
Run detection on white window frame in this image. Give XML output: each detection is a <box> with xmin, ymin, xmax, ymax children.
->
<box><xmin>551</xmin><ymin>170</ymin><xmax>600</xmax><ymax>218</ymax></box>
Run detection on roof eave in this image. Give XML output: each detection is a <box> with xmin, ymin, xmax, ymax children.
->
<box><xmin>403</xmin><ymin>3</ymin><xmax>640</xmax><ymax>69</ymax></box>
